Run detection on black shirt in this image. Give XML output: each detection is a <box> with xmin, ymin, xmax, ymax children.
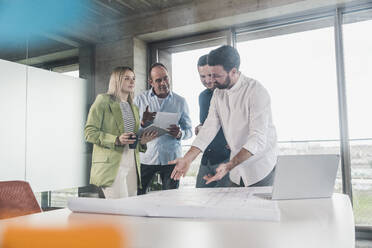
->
<box><xmin>199</xmin><ymin>89</ymin><xmax>230</xmax><ymax>165</ymax></box>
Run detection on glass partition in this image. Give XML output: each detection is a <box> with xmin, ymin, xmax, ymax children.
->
<box><xmin>0</xmin><ymin>0</ymin><xmax>92</xmax><ymax>207</ymax></box>
<box><xmin>26</xmin><ymin>67</ymin><xmax>88</xmax><ymax>192</ymax></box>
<box><xmin>0</xmin><ymin>60</ymin><xmax>27</xmax><ymax>181</ymax></box>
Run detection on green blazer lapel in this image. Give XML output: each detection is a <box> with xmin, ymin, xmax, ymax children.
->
<box><xmin>109</xmin><ymin>100</ymin><xmax>125</xmax><ymax>134</ymax></box>
<box><xmin>131</xmin><ymin>103</ymin><xmax>140</xmax><ymax>133</ymax></box>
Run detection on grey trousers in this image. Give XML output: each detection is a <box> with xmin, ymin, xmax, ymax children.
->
<box><xmin>230</xmin><ymin>166</ymin><xmax>276</xmax><ymax>187</ymax></box>
<box><xmin>196</xmin><ymin>159</ymin><xmax>230</xmax><ymax>188</ymax></box>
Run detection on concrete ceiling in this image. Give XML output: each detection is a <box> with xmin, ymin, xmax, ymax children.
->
<box><xmin>91</xmin><ymin>0</ymin><xmax>194</xmax><ymax>23</ymax></box>
<box><xmin>0</xmin><ymin>0</ymin><xmax>368</xmax><ymax>64</ymax></box>
<box><xmin>26</xmin><ymin>0</ymin><xmax>368</xmax><ymax>46</ymax></box>
<box><xmin>0</xmin><ymin>0</ymin><xmax>194</xmax><ymax>64</ymax></box>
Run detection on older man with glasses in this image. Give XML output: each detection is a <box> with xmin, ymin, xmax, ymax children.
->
<box><xmin>134</xmin><ymin>63</ymin><xmax>192</xmax><ymax>194</ymax></box>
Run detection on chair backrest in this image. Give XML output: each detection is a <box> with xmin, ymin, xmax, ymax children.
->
<box><xmin>0</xmin><ymin>180</ymin><xmax>41</xmax><ymax>219</ymax></box>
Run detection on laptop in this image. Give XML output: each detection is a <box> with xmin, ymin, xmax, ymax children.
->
<box><xmin>255</xmin><ymin>154</ymin><xmax>340</xmax><ymax>200</ymax></box>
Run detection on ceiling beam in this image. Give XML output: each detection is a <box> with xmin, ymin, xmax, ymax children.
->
<box><xmin>94</xmin><ymin>0</ymin><xmax>123</xmax><ymax>15</ymax></box>
<box><xmin>99</xmin><ymin>0</ymin><xmax>363</xmax><ymax>43</ymax></box>
<box><xmin>40</xmin><ymin>33</ymin><xmax>82</xmax><ymax>47</ymax></box>
<box><xmin>138</xmin><ymin>0</ymin><xmax>151</xmax><ymax>7</ymax></box>
<box><xmin>115</xmin><ymin>0</ymin><xmax>135</xmax><ymax>10</ymax></box>
<box><xmin>16</xmin><ymin>48</ymin><xmax>79</xmax><ymax>66</ymax></box>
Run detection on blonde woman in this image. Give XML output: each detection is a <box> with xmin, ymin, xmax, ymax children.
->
<box><xmin>85</xmin><ymin>66</ymin><xmax>157</xmax><ymax>199</ymax></box>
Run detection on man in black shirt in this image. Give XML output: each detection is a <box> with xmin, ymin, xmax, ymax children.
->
<box><xmin>194</xmin><ymin>54</ymin><xmax>231</xmax><ymax>188</ymax></box>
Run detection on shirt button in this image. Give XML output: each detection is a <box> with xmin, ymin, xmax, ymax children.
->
<box><xmin>207</xmin><ymin>149</ymin><xmax>212</xmax><ymax>152</ymax></box>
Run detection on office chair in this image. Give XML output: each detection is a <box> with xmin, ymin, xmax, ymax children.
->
<box><xmin>0</xmin><ymin>180</ymin><xmax>41</xmax><ymax>219</ymax></box>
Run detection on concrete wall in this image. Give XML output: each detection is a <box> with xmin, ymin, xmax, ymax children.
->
<box><xmin>133</xmin><ymin>37</ymin><xmax>148</xmax><ymax>96</ymax></box>
<box><xmin>93</xmin><ymin>37</ymin><xmax>148</xmax><ymax>98</ymax></box>
<box><xmin>95</xmin><ymin>38</ymin><xmax>134</xmax><ymax>95</ymax></box>
<box><xmin>79</xmin><ymin>46</ymin><xmax>95</xmax><ymax>104</ymax></box>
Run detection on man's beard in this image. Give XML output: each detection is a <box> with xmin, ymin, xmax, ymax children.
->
<box><xmin>215</xmin><ymin>75</ymin><xmax>231</xmax><ymax>89</ymax></box>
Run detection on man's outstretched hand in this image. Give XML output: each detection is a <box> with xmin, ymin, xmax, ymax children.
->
<box><xmin>203</xmin><ymin>162</ymin><xmax>231</xmax><ymax>184</ymax></box>
<box><xmin>169</xmin><ymin>146</ymin><xmax>202</xmax><ymax>181</ymax></box>
<box><xmin>169</xmin><ymin>157</ymin><xmax>191</xmax><ymax>180</ymax></box>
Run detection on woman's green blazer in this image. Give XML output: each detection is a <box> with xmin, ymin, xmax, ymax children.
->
<box><xmin>84</xmin><ymin>94</ymin><xmax>146</xmax><ymax>187</ymax></box>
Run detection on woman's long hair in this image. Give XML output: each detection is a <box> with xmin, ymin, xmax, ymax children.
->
<box><xmin>107</xmin><ymin>66</ymin><xmax>134</xmax><ymax>103</ymax></box>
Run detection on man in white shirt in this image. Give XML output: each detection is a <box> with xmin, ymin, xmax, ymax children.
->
<box><xmin>169</xmin><ymin>45</ymin><xmax>277</xmax><ymax>187</ymax></box>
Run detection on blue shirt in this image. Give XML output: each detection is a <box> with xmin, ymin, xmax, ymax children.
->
<box><xmin>134</xmin><ymin>89</ymin><xmax>192</xmax><ymax>165</ymax></box>
<box><xmin>199</xmin><ymin>89</ymin><xmax>230</xmax><ymax>165</ymax></box>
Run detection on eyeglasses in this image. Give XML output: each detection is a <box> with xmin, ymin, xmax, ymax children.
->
<box><xmin>154</xmin><ymin>76</ymin><xmax>169</xmax><ymax>84</ymax></box>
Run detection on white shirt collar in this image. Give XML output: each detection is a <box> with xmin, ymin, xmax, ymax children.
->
<box><xmin>150</xmin><ymin>88</ymin><xmax>173</xmax><ymax>98</ymax></box>
<box><xmin>227</xmin><ymin>73</ymin><xmax>244</xmax><ymax>94</ymax></box>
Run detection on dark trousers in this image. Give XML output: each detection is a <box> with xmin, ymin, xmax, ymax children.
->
<box><xmin>137</xmin><ymin>163</ymin><xmax>179</xmax><ymax>195</ymax></box>
<box><xmin>231</xmin><ymin>166</ymin><xmax>276</xmax><ymax>187</ymax></box>
<box><xmin>196</xmin><ymin>159</ymin><xmax>230</xmax><ymax>188</ymax></box>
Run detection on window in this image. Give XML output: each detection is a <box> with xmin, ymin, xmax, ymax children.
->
<box><xmin>343</xmin><ymin>9</ymin><xmax>372</xmax><ymax>225</ymax></box>
<box><xmin>151</xmin><ymin>7</ymin><xmax>372</xmax><ymax>233</ymax></box>
<box><xmin>172</xmin><ymin>46</ymin><xmax>219</xmax><ymax>188</ymax></box>
<box><xmin>150</xmin><ymin>31</ymin><xmax>228</xmax><ymax>189</ymax></box>
<box><xmin>236</xmin><ymin>22</ymin><xmax>342</xmax><ymax>191</ymax></box>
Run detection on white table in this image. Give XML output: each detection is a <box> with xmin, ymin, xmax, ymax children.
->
<box><xmin>0</xmin><ymin>191</ymin><xmax>355</xmax><ymax>248</ymax></box>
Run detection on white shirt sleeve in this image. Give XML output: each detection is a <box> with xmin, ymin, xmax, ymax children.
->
<box><xmin>242</xmin><ymin>85</ymin><xmax>271</xmax><ymax>155</ymax></box>
<box><xmin>192</xmin><ymin>92</ymin><xmax>221</xmax><ymax>152</ymax></box>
